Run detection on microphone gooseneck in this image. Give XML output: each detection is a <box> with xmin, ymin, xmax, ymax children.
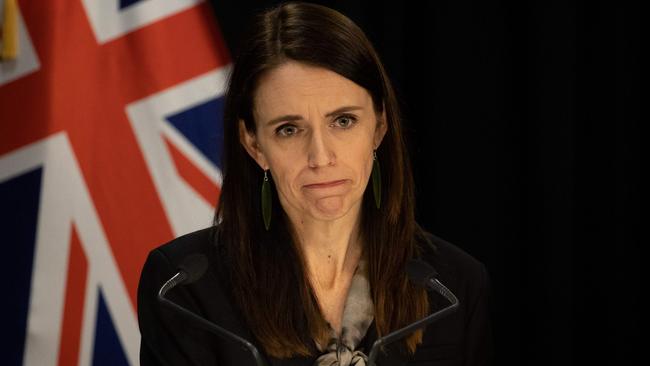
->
<box><xmin>366</xmin><ymin>259</ymin><xmax>459</xmax><ymax>366</ymax></box>
<box><xmin>157</xmin><ymin>254</ymin><xmax>267</xmax><ymax>366</ymax></box>
<box><xmin>407</xmin><ymin>258</ymin><xmax>458</xmax><ymax>306</ymax></box>
<box><xmin>158</xmin><ymin>254</ymin><xmax>208</xmax><ymax>298</ymax></box>
<box><xmin>405</xmin><ymin>257</ymin><xmax>438</xmax><ymax>287</ymax></box>
<box><xmin>178</xmin><ymin>253</ymin><xmax>209</xmax><ymax>283</ymax></box>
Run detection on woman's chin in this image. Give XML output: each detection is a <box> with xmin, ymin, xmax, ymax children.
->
<box><xmin>310</xmin><ymin>196</ymin><xmax>348</xmax><ymax>219</ymax></box>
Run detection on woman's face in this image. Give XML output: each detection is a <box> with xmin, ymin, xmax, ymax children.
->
<box><xmin>240</xmin><ymin>61</ymin><xmax>387</xmax><ymax>223</ymax></box>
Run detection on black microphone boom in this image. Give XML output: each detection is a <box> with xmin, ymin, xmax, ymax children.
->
<box><xmin>157</xmin><ymin>254</ymin><xmax>267</xmax><ymax>366</ymax></box>
<box><xmin>366</xmin><ymin>259</ymin><xmax>459</xmax><ymax>366</ymax></box>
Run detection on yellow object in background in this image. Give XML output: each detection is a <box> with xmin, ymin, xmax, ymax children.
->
<box><xmin>1</xmin><ymin>0</ymin><xmax>19</xmax><ymax>60</ymax></box>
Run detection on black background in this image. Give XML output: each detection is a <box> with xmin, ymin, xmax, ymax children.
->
<box><xmin>208</xmin><ymin>1</ymin><xmax>641</xmax><ymax>365</ymax></box>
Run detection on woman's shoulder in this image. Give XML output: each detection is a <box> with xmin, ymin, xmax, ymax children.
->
<box><xmin>137</xmin><ymin>226</ymin><xmax>253</xmax><ymax>365</ymax></box>
<box><xmin>417</xmin><ymin>230</ymin><xmax>487</xmax><ymax>276</ymax></box>
<box><xmin>138</xmin><ymin>225</ymin><xmax>225</xmax><ymax>295</ymax></box>
<box><xmin>412</xmin><ymin>229</ymin><xmax>493</xmax><ymax>363</ymax></box>
<box><xmin>415</xmin><ymin>228</ymin><xmax>490</xmax><ymax>304</ymax></box>
<box><xmin>150</xmin><ymin>225</ymin><xmax>219</xmax><ymax>267</ymax></box>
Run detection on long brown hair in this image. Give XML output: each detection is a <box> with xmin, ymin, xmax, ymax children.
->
<box><xmin>215</xmin><ymin>1</ymin><xmax>430</xmax><ymax>359</ymax></box>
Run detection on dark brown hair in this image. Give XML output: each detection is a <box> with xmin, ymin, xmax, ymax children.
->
<box><xmin>215</xmin><ymin>1</ymin><xmax>430</xmax><ymax>359</ymax></box>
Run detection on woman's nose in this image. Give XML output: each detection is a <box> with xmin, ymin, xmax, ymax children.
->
<box><xmin>307</xmin><ymin>128</ymin><xmax>335</xmax><ymax>168</ymax></box>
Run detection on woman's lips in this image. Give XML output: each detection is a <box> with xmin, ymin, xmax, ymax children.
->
<box><xmin>303</xmin><ymin>180</ymin><xmax>347</xmax><ymax>189</ymax></box>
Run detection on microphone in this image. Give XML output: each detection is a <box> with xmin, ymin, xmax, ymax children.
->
<box><xmin>157</xmin><ymin>254</ymin><xmax>268</xmax><ymax>366</ymax></box>
<box><xmin>406</xmin><ymin>259</ymin><xmax>459</xmax><ymax>307</ymax></box>
<box><xmin>366</xmin><ymin>259</ymin><xmax>459</xmax><ymax>366</ymax></box>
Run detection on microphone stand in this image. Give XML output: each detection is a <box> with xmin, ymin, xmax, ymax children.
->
<box><xmin>158</xmin><ymin>271</ymin><xmax>268</xmax><ymax>366</ymax></box>
<box><xmin>366</xmin><ymin>277</ymin><xmax>459</xmax><ymax>366</ymax></box>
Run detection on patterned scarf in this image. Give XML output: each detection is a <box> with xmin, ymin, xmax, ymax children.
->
<box><xmin>313</xmin><ymin>258</ymin><xmax>374</xmax><ymax>366</ymax></box>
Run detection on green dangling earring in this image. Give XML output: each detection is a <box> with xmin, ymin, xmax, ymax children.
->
<box><xmin>371</xmin><ymin>150</ymin><xmax>381</xmax><ymax>209</ymax></box>
<box><xmin>261</xmin><ymin>169</ymin><xmax>272</xmax><ymax>230</ymax></box>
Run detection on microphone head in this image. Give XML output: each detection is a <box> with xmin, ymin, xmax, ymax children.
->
<box><xmin>178</xmin><ymin>254</ymin><xmax>209</xmax><ymax>284</ymax></box>
<box><xmin>406</xmin><ymin>259</ymin><xmax>438</xmax><ymax>287</ymax></box>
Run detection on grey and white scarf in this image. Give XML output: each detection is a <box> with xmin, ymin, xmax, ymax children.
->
<box><xmin>313</xmin><ymin>258</ymin><xmax>374</xmax><ymax>366</ymax></box>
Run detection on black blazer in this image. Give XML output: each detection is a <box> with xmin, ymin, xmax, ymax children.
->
<box><xmin>137</xmin><ymin>226</ymin><xmax>493</xmax><ymax>366</ymax></box>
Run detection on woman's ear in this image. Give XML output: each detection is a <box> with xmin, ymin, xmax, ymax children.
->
<box><xmin>238</xmin><ymin>119</ymin><xmax>269</xmax><ymax>170</ymax></box>
<box><xmin>374</xmin><ymin>109</ymin><xmax>388</xmax><ymax>149</ymax></box>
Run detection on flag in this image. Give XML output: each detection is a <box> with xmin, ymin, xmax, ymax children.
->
<box><xmin>0</xmin><ymin>0</ymin><xmax>229</xmax><ymax>364</ymax></box>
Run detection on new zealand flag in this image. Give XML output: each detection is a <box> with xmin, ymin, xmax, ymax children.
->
<box><xmin>0</xmin><ymin>1</ymin><xmax>228</xmax><ymax>365</ymax></box>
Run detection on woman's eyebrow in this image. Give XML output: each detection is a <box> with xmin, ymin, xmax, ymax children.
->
<box><xmin>325</xmin><ymin>105</ymin><xmax>364</xmax><ymax>117</ymax></box>
<box><xmin>265</xmin><ymin>114</ymin><xmax>302</xmax><ymax>128</ymax></box>
<box><xmin>264</xmin><ymin>105</ymin><xmax>364</xmax><ymax>127</ymax></box>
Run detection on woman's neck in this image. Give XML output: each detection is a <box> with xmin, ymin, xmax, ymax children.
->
<box><xmin>285</xmin><ymin>203</ymin><xmax>364</xmax><ymax>334</ymax></box>
<box><xmin>288</xmin><ymin>204</ymin><xmax>363</xmax><ymax>291</ymax></box>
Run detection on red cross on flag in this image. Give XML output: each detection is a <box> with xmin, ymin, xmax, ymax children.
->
<box><xmin>0</xmin><ymin>0</ymin><xmax>229</xmax><ymax>364</ymax></box>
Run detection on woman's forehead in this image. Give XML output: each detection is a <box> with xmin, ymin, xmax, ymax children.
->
<box><xmin>253</xmin><ymin>62</ymin><xmax>372</xmax><ymax>119</ymax></box>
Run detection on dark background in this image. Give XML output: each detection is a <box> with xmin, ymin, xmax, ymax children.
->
<box><xmin>209</xmin><ymin>1</ymin><xmax>641</xmax><ymax>365</ymax></box>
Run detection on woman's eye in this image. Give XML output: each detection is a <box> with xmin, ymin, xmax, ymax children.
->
<box><xmin>333</xmin><ymin>114</ymin><xmax>358</xmax><ymax>128</ymax></box>
<box><xmin>276</xmin><ymin>124</ymin><xmax>299</xmax><ymax>137</ymax></box>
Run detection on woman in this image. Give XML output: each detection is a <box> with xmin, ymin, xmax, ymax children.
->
<box><xmin>137</xmin><ymin>2</ymin><xmax>492</xmax><ymax>365</ymax></box>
